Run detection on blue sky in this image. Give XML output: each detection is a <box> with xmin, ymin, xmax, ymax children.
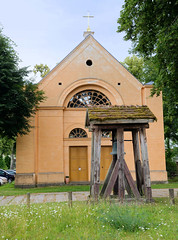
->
<box><xmin>0</xmin><ymin>0</ymin><xmax>131</xmax><ymax>80</ymax></box>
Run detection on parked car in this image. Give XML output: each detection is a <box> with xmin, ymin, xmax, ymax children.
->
<box><xmin>0</xmin><ymin>176</ymin><xmax>8</xmax><ymax>185</ymax></box>
<box><xmin>6</xmin><ymin>170</ymin><xmax>16</xmax><ymax>176</ymax></box>
<box><xmin>0</xmin><ymin>169</ymin><xmax>15</xmax><ymax>183</ymax></box>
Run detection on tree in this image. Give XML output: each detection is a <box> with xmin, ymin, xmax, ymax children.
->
<box><xmin>122</xmin><ymin>54</ymin><xmax>177</xmax><ymax>177</ymax></box>
<box><xmin>117</xmin><ymin>0</ymin><xmax>178</xmax><ymax>117</ymax></box>
<box><xmin>122</xmin><ymin>55</ymin><xmax>160</xmax><ymax>84</ymax></box>
<box><xmin>0</xmin><ymin>29</ymin><xmax>45</xmax><ymax>139</ymax></box>
<box><xmin>0</xmin><ymin>137</ymin><xmax>15</xmax><ymax>169</ymax></box>
<box><xmin>121</xmin><ymin>55</ymin><xmax>144</xmax><ymax>81</ymax></box>
<box><xmin>33</xmin><ymin>64</ymin><xmax>50</xmax><ymax>78</ymax></box>
<box><xmin>117</xmin><ymin>1</ymin><xmax>178</xmax><ymax>176</ymax></box>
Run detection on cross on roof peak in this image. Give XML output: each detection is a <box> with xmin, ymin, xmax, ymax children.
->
<box><xmin>83</xmin><ymin>12</ymin><xmax>94</xmax><ymax>32</ymax></box>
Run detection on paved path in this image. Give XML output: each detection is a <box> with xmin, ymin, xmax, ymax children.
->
<box><xmin>0</xmin><ymin>189</ymin><xmax>177</xmax><ymax>206</ymax></box>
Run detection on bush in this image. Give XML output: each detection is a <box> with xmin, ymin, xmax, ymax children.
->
<box><xmin>166</xmin><ymin>148</ymin><xmax>177</xmax><ymax>177</ymax></box>
<box><xmin>166</xmin><ymin>158</ymin><xmax>177</xmax><ymax>178</ymax></box>
<box><xmin>99</xmin><ymin>205</ymin><xmax>155</xmax><ymax>232</ymax></box>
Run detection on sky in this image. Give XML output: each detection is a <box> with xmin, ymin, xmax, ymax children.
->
<box><xmin>0</xmin><ymin>0</ymin><xmax>131</xmax><ymax>81</ymax></box>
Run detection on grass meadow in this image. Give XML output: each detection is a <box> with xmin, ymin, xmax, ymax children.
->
<box><xmin>0</xmin><ymin>199</ymin><xmax>177</xmax><ymax>240</ymax></box>
<box><xmin>0</xmin><ymin>181</ymin><xmax>178</xmax><ymax>196</ymax></box>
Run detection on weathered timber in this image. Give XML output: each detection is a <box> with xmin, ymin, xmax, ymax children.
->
<box><xmin>90</xmin><ymin>131</ymin><xmax>95</xmax><ymax>196</ymax></box>
<box><xmin>169</xmin><ymin>189</ymin><xmax>175</xmax><ymax>205</ymax></box>
<box><xmin>100</xmin><ymin>157</ymin><xmax>116</xmax><ymax>196</ymax></box>
<box><xmin>117</xmin><ymin>128</ymin><xmax>125</xmax><ymax>201</ymax></box>
<box><xmin>124</xmin><ymin>159</ymin><xmax>141</xmax><ymax>199</ymax></box>
<box><xmin>102</xmin><ymin>157</ymin><xmax>119</xmax><ymax>198</ymax></box>
<box><xmin>91</xmin><ymin>123</ymin><xmax>149</xmax><ymax>131</ymax></box>
<box><xmin>139</xmin><ymin>128</ymin><xmax>152</xmax><ymax>200</ymax></box>
<box><xmin>100</xmin><ymin>129</ymin><xmax>118</xmax><ymax>197</ymax></box>
<box><xmin>87</xmin><ymin>106</ymin><xmax>154</xmax><ymax>202</ymax></box>
<box><xmin>145</xmin><ymin>187</ymin><xmax>152</xmax><ymax>203</ymax></box>
<box><xmin>68</xmin><ymin>192</ymin><xmax>72</xmax><ymax>207</ymax></box>
<box><xmin>93</xmin><ymin>128</ymin><xmax>101</xmax><ymax>199</ymax></box>
<box><xmin>112</xmin><ymin>130</ymin><xmax>118</xmax><ymax>195</ymax></box>
<box><xmin>89</xmin><ymin>119</ymin><xmax>154</xmax><ymax>126</ymax></box>
<box><xmin>27</xmin><ymin>192</ymin><xmax>30</xmax><ymax>208</ymax></box>
<box><xmin>132</xmin><ymin>130</ymin><xmax>143</xmax><ymax>195</ymax></box>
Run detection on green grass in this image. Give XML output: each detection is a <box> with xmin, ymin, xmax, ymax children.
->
<box><xmin>0</xmin><ymin>180</ymin><xmax>178</xmax><ymax>196</ymax></box>
<box><xmin>0</xmin><ymin>201</ymin><xmax>177</xmax><ymax>239</ymax></box>
<box><xmin>0</xmin><ymin>182</ymin><xmax>90</xmax><ymax>196</ymax></box>
<box><xmin>151</xmin><ymin>182</ymin><xmax>178</xmax><ymax>189</ymax></box>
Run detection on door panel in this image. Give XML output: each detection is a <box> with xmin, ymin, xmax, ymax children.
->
<box><xmin>100</xmin><ymin>146</ymin><xmax>112</xmax><ymax>181</ymax></box>
<box><xmin>70</xmin><ymin>146</ymin><xmax>88</xmax><ymax>182</ymax></box>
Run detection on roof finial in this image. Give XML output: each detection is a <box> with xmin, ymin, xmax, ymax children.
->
<box><xmin>83</xmin><ymin>12</ymin><xmax>94</xmax><ymax>32</ymax></box>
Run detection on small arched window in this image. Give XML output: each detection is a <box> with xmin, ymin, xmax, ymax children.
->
<box><xmin>67</xmin><ymin>90</ymin><xmax>111</xmax><ymax>108</ymax></box>
<box><xmin>69</xmin><ymin>128</ymin><xmax>88</xmax><ymax>138</ymax></box>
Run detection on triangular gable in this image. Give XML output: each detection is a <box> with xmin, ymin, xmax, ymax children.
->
<box><xmin>38</xmin><ymin>34</ymin><xmax>143</xmax><ymax>90</ymax></box>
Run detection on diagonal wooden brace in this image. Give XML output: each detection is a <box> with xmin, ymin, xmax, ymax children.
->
<box><xmin>123</xmin><ymin>159</ymin><xmax>141</xmax><ymax>199</ymax></box>
<box><xmin>101</xmin><ymin>158</ymin><xmax>141</xmax><ymax>199</ymax></box>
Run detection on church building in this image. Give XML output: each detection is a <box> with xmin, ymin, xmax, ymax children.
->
<box><xmin>15</xmin><ymin>29</ymin><xmax>167</xmax><ymax>187</ymax></box>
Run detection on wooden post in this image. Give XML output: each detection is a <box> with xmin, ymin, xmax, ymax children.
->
<box><xmin>169</xmin><ymin>189</ymin><xmax>175</xmax><ymax>205</ymax></box>
<box><xmin>139</xmin><ymin>128</ymin><xmax>152</xmax><ymax>201</ymax></box>
<box><xmin>117</xmin><ymin>128</ymin><xmax>125</xmax><ymax>201</ymax></box>
<box><xmin>90</xmin><ymin>131</ymin><xmax>95</xmax><ymax>196</ymax></box>
<box><xmin>112</xmin><ymin>130</ymin><xmax>118</xmax><ymax>196</ymax></box>
<box><xmin>27</xmin><ymin>192</ymin><xmax>30</xmax><ymax>208</ymax></box>
<box><xmin>146</xmin><ymin>187</ymin><xmax>152</xmax><ymax>203</ymax></box>
<box><xmin>68</xmin><ymin>192</ymin><xmax>72</xmax><ymax>207</ymax></box>
<box><xmin>93</xmin><ymin>127</ymin><xmax>101</xmax><ymax>200</ymax></box>
<box><xmin>132</xmin><ymin>130</ymin><xmax>143</xmax><ymax>195</ymax></box>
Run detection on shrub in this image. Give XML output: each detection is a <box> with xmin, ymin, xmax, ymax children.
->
<box><xmin>99</xmin><ymin>204</ymin><xmax>155</xmax><ymax>232</ymax></box>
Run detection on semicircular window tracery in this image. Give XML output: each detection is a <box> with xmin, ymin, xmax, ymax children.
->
<box><xmin>67</xmin><ymin>90</ymin><xmax>111</xmax><ymax>108</ymax></box>
<box><xmin>69</xmin><ymin>128</ymin><xmax>88</xmax><ymax>138</ymax></box>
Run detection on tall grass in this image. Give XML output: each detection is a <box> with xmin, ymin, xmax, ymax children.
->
<box><xmin>0</xmin><ymin>201</ymin><xmax>177</xmax><ymax>240</ymax></box>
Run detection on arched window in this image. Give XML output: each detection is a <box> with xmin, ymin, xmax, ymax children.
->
<box><xmin>69</xmin><ymin>128</ymin><xmax>88</xmax><ymax>138</ymax></box>
<box><xmin>67</xmin><ymin>90</ymin><xmax>111</xmax><ymax>108</ymax></box>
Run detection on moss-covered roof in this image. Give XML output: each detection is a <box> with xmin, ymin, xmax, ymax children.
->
<box><xmin>85</xmin><ymin>105</ymin><xmax>157</xmax><ymax>126</ymax></box>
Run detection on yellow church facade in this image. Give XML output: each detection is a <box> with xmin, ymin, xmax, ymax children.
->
<box><xmin>15</xmin><ymin>34</ymin><xmax>167</xmax><ymax>187</ymax></box>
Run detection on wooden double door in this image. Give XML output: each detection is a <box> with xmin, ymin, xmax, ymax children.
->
<box><xmin>69</xmin><ymin>146</ymin><xmax>112</xmax><ymax>182</ymax></box>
